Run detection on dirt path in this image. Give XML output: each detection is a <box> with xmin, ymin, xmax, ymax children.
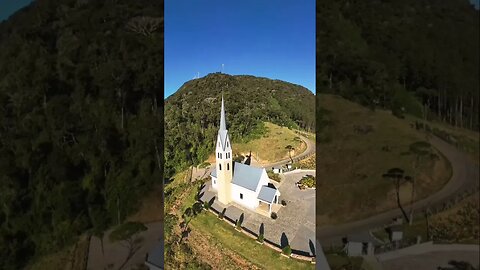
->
<box><xmin>317</xmin><ymin>135</ymin><xmax>479</xmax><ymax>246</ymax></box>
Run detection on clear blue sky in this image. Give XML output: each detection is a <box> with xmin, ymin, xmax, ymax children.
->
<box><xmin>165</xmin><ymin>0</ymin><xmax>315</xmax><ymax>97</ymax></box>
<box><xmin>0</xmin><ymin>0</ymin><xmax>33</xmax><ymax>21</ymax></box>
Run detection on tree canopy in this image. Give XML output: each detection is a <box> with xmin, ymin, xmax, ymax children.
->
<box><xmin>0</xmin><ymin>1</ymin><xmax>163</xmax><ymax>269</ymax></box>
<box><xmin>317</xmin><ymin>0</ymin><xmax>479</xmax><ymax>129</ymax></box>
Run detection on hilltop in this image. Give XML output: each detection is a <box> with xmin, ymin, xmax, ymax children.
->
<box><xmin>164</xmin><ymin>73</ymin><xmax>315</xmax><ymax>177</ymax></box>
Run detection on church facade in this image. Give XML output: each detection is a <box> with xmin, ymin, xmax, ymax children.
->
<box><xmin>210</xmin><ymin>96</ymin><xmax>280</xmax><ymax>214</ymax></box>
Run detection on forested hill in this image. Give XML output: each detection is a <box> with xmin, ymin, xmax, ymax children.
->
<box><xmin>0</xmin><ymin>1</ymin><xmax>162</xmax><ymax>269</ymax></box>
<box><xmin>164</xmin><ymin>73</ymin><xmax>315</xmax><ymax>177</ymax></box>
<box><xmin>317</xmin><ymin>0</ymin><xmax>479</xmax><ymax>130</ymax></box>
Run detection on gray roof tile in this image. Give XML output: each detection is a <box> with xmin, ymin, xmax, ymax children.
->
<box><xmin>232</xmin><ymin>162</ymin><xmax>264</xmax><ymax>191</ymax></box>
<box><xmin>257</xmin><ymin>185</ymin><xmax>278</xmax><ymax>203</ymax></box>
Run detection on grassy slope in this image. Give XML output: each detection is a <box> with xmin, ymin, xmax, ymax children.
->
<box><xmin>206</xmin><ymin>122</ymin><xmax>307</xmax><ymax>165</ymax></box>
<box><xmin>25</xmin><ymin>235</ymin><xmax>90</xmax><ymax>270</ymax></box>
<box><xmin>165</xmin><ymin>168</ymin><xmax>313</xmax><ymax>269</ymax></box>
<box><xmin>190</xmin><ymin>212</ymin><xmax>314</xmax><ymax>270</ymax></box>
<box><xmin>405</xmin><ymin>114</ymin><xmax>480</xmax><ymax>163</ymax></box>
<box><xmin>317</xmin><ymin>94</ymin><xmax>452</xmax><ymax>225</ymax></box>
<box><xmin>373</xmin><ymin>192</ymin><xmax>479</xmax><ymax>245</ymax></box>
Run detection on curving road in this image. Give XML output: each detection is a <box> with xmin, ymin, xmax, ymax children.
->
<box><xmin>192</xmin><ymin>132</ymin><xmax>316</xmax><ymax>181</ymax></box>
<box><xmin>317</xmin><ymin>135</ymin><xmax>479</xmax><ymax>246</ymax></box>
<box><xmin>260</xmin><ymin>132</ymin><xmax>316</xmax><ymax>169</ymax></box>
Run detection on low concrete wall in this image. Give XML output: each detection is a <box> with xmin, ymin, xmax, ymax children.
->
<box><xmin>376</xmin><ymin>242</ymin><xmax>480</xmax><ymax>261</ymax></box>
<box><xmin>283</xmin><ymin>169</ymin><xmax>316</xmax><ymax>175</ymax></box>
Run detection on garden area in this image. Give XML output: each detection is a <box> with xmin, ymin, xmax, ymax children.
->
<box><xmin>297</xmin><ymin>175</ymin><xmax>316</xmax><ymax>189</ymax></box>
<box><xmin>267</xmin><ymin>170</ymin><xmax>282</xmax><ymax>182</ymax></box>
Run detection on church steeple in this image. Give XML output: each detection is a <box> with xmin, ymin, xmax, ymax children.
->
<box><xmin>215</xmin><ymin>95</ymin><xmax>233</xmax><ymax>205</ymax></box>
<box><xmin>220</xmin><ymin>95</ymin><xmax>227</xmax><ymax>131</ymax></box>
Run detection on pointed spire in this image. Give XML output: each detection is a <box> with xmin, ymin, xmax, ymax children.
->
<box><xmin>219</xmin><ymin>95</ymin><xmax>226</xmax><ymax>131</ymax></box>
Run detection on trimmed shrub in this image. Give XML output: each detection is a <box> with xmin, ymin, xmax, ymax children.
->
<box><xmin>282</xmin><ymin>245</ymin><xmax>292</xmax><ymax>256</ymax></box>
<box><xmin>203</xmin><ymin>201</ymin><xmax>210</xmax><ymax>210</ymax></box>
<box><xmin>257</xmin><ymin>234</ymin><xmax>264</xmax><ymax>243</ymax></box>
<box><xmin>235</xmin><ymin>219</ymin><xmax>241</xmax><ymax>230</ymax></box>
<box><xmin>218</xmin><ymin>212</ymin><xmax>224</xmax><ymax>219</ymax></box>
<box><xmin>281</xmin><ymin>200</ymin><xmax>287</xmax><ymax>206</ymax></box>
<box><xmin>271</xmin><ymin>212</ymin><xmax>278</xmax><ymax>219</ymax></box>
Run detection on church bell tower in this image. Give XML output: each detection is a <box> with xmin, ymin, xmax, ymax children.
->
<box><xmin>216</xmin><ymin>96</ymin><xmax>233</xmax><ymax>205</ymax></box>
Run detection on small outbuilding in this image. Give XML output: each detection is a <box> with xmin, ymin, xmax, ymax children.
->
<box><xmin>344</xmin><ymin>232</ymin><xmax>381</xmax><ymax>257</ymax></box>
<box><xmin>387</xmin><ymin>225</ymin><xmax>404</xmax><ymax>242</ymax></box>
<box><xmin>272</xmin><ymin>166</ymin><xmax>283</xmax><ymax>174</ymax></box>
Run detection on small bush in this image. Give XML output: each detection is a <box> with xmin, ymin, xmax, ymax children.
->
<box><xmin>271</xmin><ymin>212</ymin><xmax>278</xmax><ymax>219</ymax></box>
<box><xmin>236</xmin><ymin>220</ymin><xmax>242</xmax><ymax>230</ymax></box>
<box><xmin>298</xmin><ymin>175</ymin><xmax>316</xmax><ymax>188</ymax></box>
<box><xmin>281</xmin><ymin>200</ymin><xmax>287</xmax><ymax>206</ymax></box>
<box><xmin>267</xmin><ymin>170</ymin><xmax>281</xmax><ymax>182</ymax></box>
<box><xmin>218</xmin><ymin>212</ymin><xmax>224</xmax><ymax>219</ymax></box>
<box><xmin>203</xmin><ymin>201</ymin><xmax>210</xmax><ymax>210</ymax></box>
<box><xmin>257</xmin><ymin>234</ymin><xmax>264</xmax><ymax>243</ymax></box>
<box><xmin>282</xmin><ymin>245</ymin><xmax>292</xmax><ymax>256</ymax></box>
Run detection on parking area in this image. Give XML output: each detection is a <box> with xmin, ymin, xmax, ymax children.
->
<box><xmin>200</xmin><ymin>171</ymin><xmax>316</xmax><ymax>255</ymax></box>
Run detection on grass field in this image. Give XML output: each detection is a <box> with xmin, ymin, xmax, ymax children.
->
<box><xmin>373</xmin><ymin>192</ymin><xmax>479</xmax><ymax>245</ymax></box>
<box><xmin>26</xmin><ymin>234</ymin><xmax>90</xmax><ymax>270</ymax></box>
<box><xmin>127</xmin><ymin>184</ymin><xmax>163</xmax><ymax>223</ymax></box>
<box><xmin>206</xmin><ymin>122</ymin><xmax>307</xmax><ymax>165</ymax></box>
<box><xmin>317</xmin><ymin>94</ymin><xmax>453</xmax><ymax>225</ymax></box>
<box><xmin>406</xmin><ymin>115</ymin><xmax>480</xmax><ymax>163</ymax></box>
<box><xmin>190</xmin><ymin>211</ymin><xmax>314</xmax><ymax>270</ymax></box>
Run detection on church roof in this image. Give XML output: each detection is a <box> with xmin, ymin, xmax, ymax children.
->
<box><xmin>232</xmin><ymin>162</ymin><xmax>264</xmax><ymax>191</ymax></box>
<box><xmin>257</xmin><ymin>185</ymin><xmax>278</xmax><ymax>203</ymax></box>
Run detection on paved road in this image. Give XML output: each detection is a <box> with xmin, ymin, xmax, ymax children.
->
<box><xmin>317</xmin><ymin>135</ymin><xmax>479</xmax><ymax>246</ymax></box>
<box><xmin>261</xmin><ymin>132</ymin><xmax>315</xmax><ymax>169</ymax></box>
<box><xmin>379</xmin><ymin>243</ymin><xmax>480</xmax><ymax>270</ymax></box>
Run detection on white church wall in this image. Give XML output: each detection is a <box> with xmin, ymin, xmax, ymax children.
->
<box><xmin>231</xmin><ymin>184</ymin><xmax>259</xmax><ymax>210</ymax></box>
<box><xmin>211</xmin><ymin>176</ymin><xmax>218</xmax><ymax>190</ymax></box>
<box><xmin>255</xmin><ymin>170</ymin><xmax>270</xmax><ymax>193</ymax></box>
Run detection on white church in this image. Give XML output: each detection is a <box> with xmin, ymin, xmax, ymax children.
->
<box><xmin>210</xmin><ymin>96</ymin><xmax>281</xmax><ymax>214</ymax></box>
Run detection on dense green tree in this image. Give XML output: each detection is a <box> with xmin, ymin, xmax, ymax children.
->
<box><xmin>0</xmin><ymin>1</ymin><xmax>163</xmax><ymax>268</ymax></box>
<box><xmin>317</xmin><ymin>0</ymin><xmax>479</xmax><ymax>130</ymax></box>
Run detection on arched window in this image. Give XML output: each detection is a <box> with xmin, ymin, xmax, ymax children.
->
<box><xmin>227</xmin><ymin>163</ymin><xmax>230</xmax><ymax>170</ymax></box>
<box><xmin>220</xmin><ymin>153</ymin><xmax>222</xmax><ymax>159</ymax></box>
<box><xmin>227</xmin><ymin>141</ymin><xmax>229</xmax><ymax>147</ymax></box>
<box><xmin>219</xmin><ymin>164</ymin><xmax>222</xmax><ymax>170</ymax></box>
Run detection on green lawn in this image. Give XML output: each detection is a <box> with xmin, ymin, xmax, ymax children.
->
<box><xmin>191</xmin><ymin>211</ymin><xmax>314</xmax><ymax>270</ymax></box>
<box><xmin>325</xmin><ymin>254</ymin><xmax>364</xmax><ymax>270</ymax></box>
